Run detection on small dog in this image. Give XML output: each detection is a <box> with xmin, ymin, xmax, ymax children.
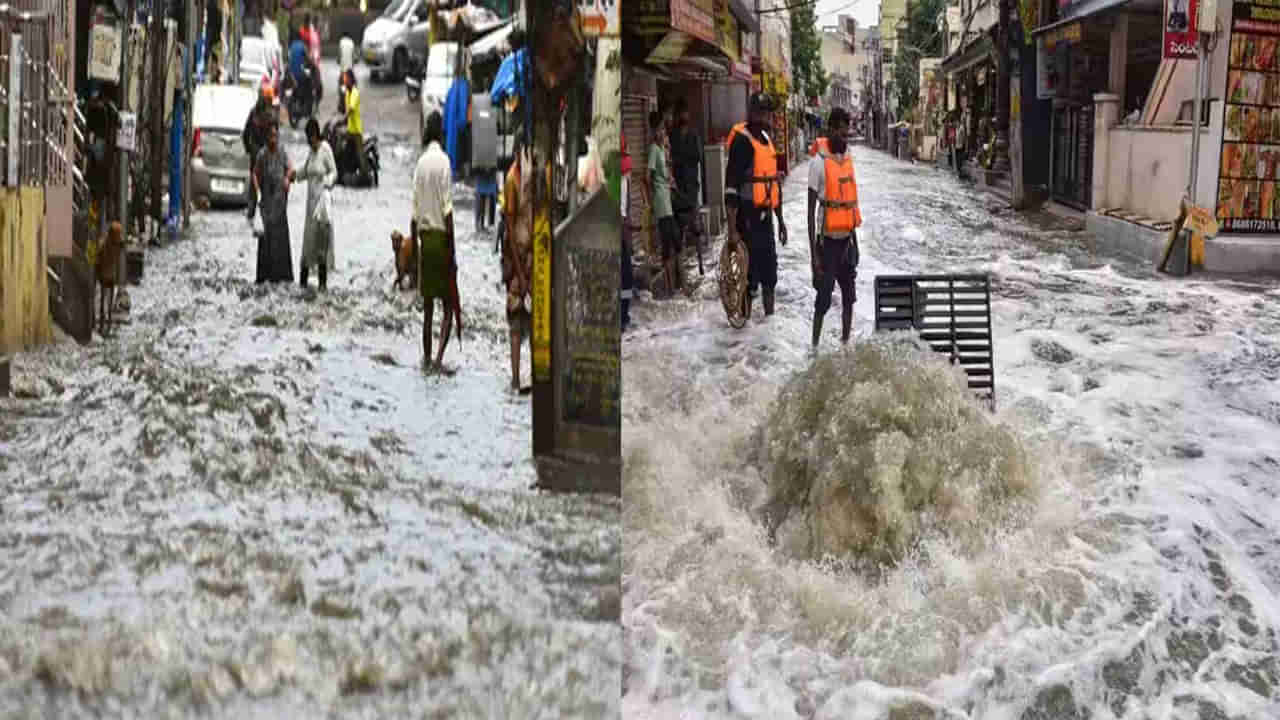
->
<box><xmin>95</xmin><ymin>221</ymin><xmax>124</xmax><ymax>336</ymax></box>
<box><xmin>391</xmin><ymin>230</ymin><xmax>418</xmax><ymax>291</ymax></box>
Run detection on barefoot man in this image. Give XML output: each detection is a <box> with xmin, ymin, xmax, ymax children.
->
<box><xmin>413</xmin><ymin>111</ymin><xmax>458</xmax><ymax>370</ymax></box>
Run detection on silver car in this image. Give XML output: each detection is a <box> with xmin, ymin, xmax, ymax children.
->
<box><xmin>190</xmin><ymin>84</ymin><xmax>260</xmax><ymax>207</ymax></box>
<box><xmin>361</xmin><ymin>0</ymin><xmax>429</xmax><ymax>80</ymax></box>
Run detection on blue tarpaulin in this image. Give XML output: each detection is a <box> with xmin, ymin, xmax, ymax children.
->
<box><xmin>444</xmin><ymin>75</ymin><xmax>470</xmax><ymax>179</ymax></box>
<box><xmin>489</xmin><ymin>47</ymin><xmax>526</xmax><ymax>105</ymax></box>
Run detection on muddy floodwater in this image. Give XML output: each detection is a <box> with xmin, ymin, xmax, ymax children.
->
<box><xmin>0</xmin><ymin>66</ymin><xmax>619</xmax><ymax>717</ymax></box>
<box><xmin>623</xmin><ymin>150</ymin><xmax>1280</xmax><ymax>719</ymax></box>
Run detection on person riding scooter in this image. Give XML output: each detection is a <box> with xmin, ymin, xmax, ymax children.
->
<box><xmin>338</xmin><ymin>70</ymin><xmax>369</xmax><ymax>181</ymax></box>
<box><xmin>286</xmin><ymin>33</ymin><xmax>314</xmax><ymax>113</ymax></box>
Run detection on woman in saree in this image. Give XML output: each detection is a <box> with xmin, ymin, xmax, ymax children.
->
<box><xmin>254</xmin><ymin>122</ymin><xmax>296</xmax><ymax>284</ymax></box>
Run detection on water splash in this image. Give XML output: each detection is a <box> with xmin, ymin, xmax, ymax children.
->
<box><xmin>758</xmin><ymin>334</ymin><xmax>1038</xmax><ymax>568</ymax></box>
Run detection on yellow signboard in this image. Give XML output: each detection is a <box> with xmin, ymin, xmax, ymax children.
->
<box><xmin>1043</xmin><ymin>22</ymin><xmax>1081</xmax><ymax>52</ymax></box>
<box><xmin>714</xmin><ymin>0</ymin><xmax>740</xmax><ymax>62</ymax></box>
<box><xmin>532</xmin><ymin>211</ymin><xmax>552</xmax><ymax>382</ymax></box>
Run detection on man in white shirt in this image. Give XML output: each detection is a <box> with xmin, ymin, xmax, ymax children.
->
<box><xmin>412</xmin><ymin>111</ymin><xmax>459</xmax><ymax>371</ymax></box>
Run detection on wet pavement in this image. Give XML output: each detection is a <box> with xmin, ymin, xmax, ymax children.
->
<box><xmin>0</xmin><ymin>60</ymin><xmax>619</xmax><ymax>717</ymax></box>
<box><xmin>623</xmin><ymin>147</ymin><xmax>1280</xmax><ymax>718</ymax></box>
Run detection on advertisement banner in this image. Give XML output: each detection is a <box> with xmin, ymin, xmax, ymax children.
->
<box><xmin>1164</xmin><ymin>0</ymin><xmax>1199</xmax><ymax>58</ymax></box>
<box><xmin>1036</xmin><ymin>36</ymin><xmax>1058</xmax><ymax>99</ymax></box>
<box><xmin>1216</xmin><ymin>0</ymin><xmax>1280</xmax><ymax>233</ymax></box>
<box><xmin>578</xmin><ymin>0</ymin><xmax>620</xmax><ymax>37</ymax></box>
<box><xmin>532</xmin><ymin>211</ymin><xmax>552</xmax><ymax>381</ymax></box>
<box><xmin>88</xmin><ymin>23</ymin><xmax>123</xmax><ymax>83</ymax></box>
<box><xmin>672</xmin><ymin>0</ymin><xmax>716</xmax><ymax>45</ymax></box>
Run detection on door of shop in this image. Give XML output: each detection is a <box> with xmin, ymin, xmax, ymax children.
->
<box><xmin>1051</xmin><ymin>102</ymin><xmax>1093</xmax><ymax>210</ymax></box>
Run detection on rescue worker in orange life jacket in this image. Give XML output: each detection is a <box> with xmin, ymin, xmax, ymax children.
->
<box><xmin>807</xmin><ymin>107</ymin><xmax>861</xmax><ymax>347</ymax></box>
<box><xmin>725</xmin><ymin>92</ymin><xmax>788</xmax><ymax>317</ymax></box>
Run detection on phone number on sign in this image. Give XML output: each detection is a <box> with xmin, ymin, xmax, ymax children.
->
<box><xmin>1223</xmin><ymin>218</ymin><xmax>1280</xmax><ymax>231</ymax></box>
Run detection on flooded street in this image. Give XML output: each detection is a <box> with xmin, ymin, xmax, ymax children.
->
<box><xmin>0</xmin><ymin>63</ymin><xmax>619</xmax><ymax>717</ymax></box>
<box><xmin>623</xmin><ymin>148</ymin><xmax>1280</xmax><ymax>718</ymax></box>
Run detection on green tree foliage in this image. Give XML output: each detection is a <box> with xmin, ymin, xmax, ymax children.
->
<box><xmin>791</xmin><ymin>2</ymin><xmax>828</xmax><ymax>103</ymax></box>
<box><xmin>892</xmin><ymin>0</ymin><xmax>947</xmax><ymax>115</ymax></box>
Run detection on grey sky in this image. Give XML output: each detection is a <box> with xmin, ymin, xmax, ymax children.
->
<box><xmin>814</xmin><ymin>0</ymin><xmax>881</xmax><ymax>31</ymax></box>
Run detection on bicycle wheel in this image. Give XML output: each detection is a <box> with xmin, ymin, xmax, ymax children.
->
<box><xmin>719</xmin><ymin>238</ymin><xmax>750</xmax><ymax>329</ymax></box>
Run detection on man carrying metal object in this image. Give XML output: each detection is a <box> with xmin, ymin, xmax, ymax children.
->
<box><xmin>807</xmin><ymin>107</ymin><xmax>861</xmax><ymax>347</ymax></box>
<box><xmin>725</xmin><ymin>92</ymin><xmax>787</xmax><ymax>318</ymax></box>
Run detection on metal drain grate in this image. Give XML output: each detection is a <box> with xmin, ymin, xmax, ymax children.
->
<box><xmin>874</xmin><ymin>274</ymin><xmax>996</xmax><ymax>410</ymax></box>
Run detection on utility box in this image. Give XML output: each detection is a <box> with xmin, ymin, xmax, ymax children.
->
<box><xmin>535</xmin><ymin>186</ymin><xmax>621</xmax><ymax>494</ymax></box>
<box><xmin>472</xmin><ymin>93</ymin><xmax>498</xmax><ymax>170</ymax></box>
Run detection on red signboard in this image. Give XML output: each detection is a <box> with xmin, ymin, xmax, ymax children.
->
<box><xmin>1164</xmin><ymin>0</ymin><xmax>1200</xmax><ymax>58</ymax></box>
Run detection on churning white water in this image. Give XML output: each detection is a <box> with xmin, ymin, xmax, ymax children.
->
<box><xmin>623</xmin><ymin>149</ymin><xmax>1280</xmax><ymax>719</ymax></box>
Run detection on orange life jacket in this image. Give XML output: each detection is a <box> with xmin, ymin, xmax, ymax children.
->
<box><xmin>809</xmin><ymin>137</ymin><xmax>829</xmax><ymax>157</ymax></box>
<box><xmin>819</xmin><ymin>152</ymin><xmax>861</xmax><ymax>235</ymax></box>
<box><xmin>723</xmin><ymin>122</ymin><xmax>746</xmax><ymax>149</ymax></box>
<box><xmin>746</xmin><ymin>131</ymin><xmax>780</xmax><ymax>209</ymax></box>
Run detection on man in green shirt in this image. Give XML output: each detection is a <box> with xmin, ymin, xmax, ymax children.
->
<box><xmin>647</xmin><ymin>110</ymin><xmax>681</xmax><ymax>295</ymax></box>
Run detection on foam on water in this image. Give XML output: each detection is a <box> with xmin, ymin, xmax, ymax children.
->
<box><xmin>758</xmin><ymin>335</ymin><xmax>1037</xmax><ymax>567</ymax></box>
<box><xmin>623</xmin><ymin>150</ymin><xmax>1280</xmax><ymax>719</ymax></box>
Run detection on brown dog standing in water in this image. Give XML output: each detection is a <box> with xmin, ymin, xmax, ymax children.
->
<box><xmin>96</xmin><ymin>222</ymin><xmax>124</xmax><ymax>336</ymax></box>
<box><xmin>391</xmin><ymin>230</ymin><xmax>418</xmax><ymax>291</ymax></box>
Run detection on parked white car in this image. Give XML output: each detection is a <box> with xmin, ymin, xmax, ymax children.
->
<box><xmin>190</xmin><ymin>84</ymin><xmax>260</xmax><ymax>207</ymax></box>
<box><xmin>361</xmin><ymin>0</ymin><xmax>430</xmax><ymax>81</ymax></box>
<box><xmin>239</xmin><ymin>36</ymin><xmax>282</xmax><ymax>97</ymax></box>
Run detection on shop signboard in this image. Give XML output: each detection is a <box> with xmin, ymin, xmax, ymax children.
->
<box><xmin>1042</xmin><ymin>21</ymin><xmax>1081</xmax><ymax>51</ymax></box>
<box><xmin>672</xmin><ymin>0</ymin><xmax>716</xmax><ymax>45</ymax></box>
<box><xmin>714</xmin><ymin>0</ymin><xmax>740</xmax><ymax>61</ymax></box>
<box><xmin>1215</xmin><ymin>0</ymin><xmax>1280</xmax><ymax>233</ymax></box>
<box><xmin>1163</xmin><ymin>0</ymin><xmax>1199</xmax><ymax>58</ymax></box>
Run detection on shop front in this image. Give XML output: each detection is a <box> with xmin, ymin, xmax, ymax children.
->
<box><xmin>622</xmin><ymin>0</ymin><xmax>754</xmax><ymax>255</ymax></box>
<box><xmin>1034</xmin><ymin>16</ymin><xmax>1110</xmax><ymax>209</ymax></box>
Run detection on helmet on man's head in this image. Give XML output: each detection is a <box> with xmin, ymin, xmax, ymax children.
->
<box><xmin>748</xmin><ymin>92</ymin><xmax>774</xmax><ymax>114</ymax></box>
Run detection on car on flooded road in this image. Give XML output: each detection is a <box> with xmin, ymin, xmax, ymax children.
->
<box><xmin>238</xmin><ymin>36</ymin><xmax>282</xmax><ymax>97</ymax></box>
<box><xmin>190</xmin><ymin>84</ymin><xmax>260</xmax><ymax>208</ymax></box>
<box><xmin>361</xmin><ymin>0</ymin><xmax>429</xmax><ymax>81</ymax></box>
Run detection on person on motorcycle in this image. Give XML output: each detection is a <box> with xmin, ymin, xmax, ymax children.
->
<box><xmin>243</xmin><ymin>84</ymin><xmax>277</xmax><ymax>221</ymax></box>
<box><xmin>301</xmin><ymin>14</ymin><xmax>322</xmax><ymax>67</ymax></box>
<box><xmin>288</xmin><ymin>32</ymin><xmax>311</xmax><ymax>111</ymax></box>
<box><xmin>340</xmin><ymin>70</ymin><xmax>369</xmax><ymax>181</ymax></box>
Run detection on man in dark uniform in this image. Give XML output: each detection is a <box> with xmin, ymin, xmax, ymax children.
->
<box><xmin>725</xmin><ymin>92</ymin><xmax>788</xmax><ymax>317</ymax></box>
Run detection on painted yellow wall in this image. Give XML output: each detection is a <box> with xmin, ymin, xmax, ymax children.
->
<box><xmin>0</xmin><ymin>187</ymin><xmax>52</xmax><ymax>354</ymax></box>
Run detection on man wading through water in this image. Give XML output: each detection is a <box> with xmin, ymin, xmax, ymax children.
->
<box><xmin>807</xmin><ymin>107</ymin><xmax>862</xmax><ymax>347</ymax></box>
<box><xmin>725</xmin><ymin>92</ymin><xmax>787</xmax><ymax>317</ymax></box>
<box><xmin>413</xmin><ymin>111</ymin><xmax>462</xmax><ymax>372</ymax></box>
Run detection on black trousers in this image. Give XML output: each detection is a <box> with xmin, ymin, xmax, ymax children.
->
<box><xmin>745</xmin><ymin>211</ymin><xmax>777</xmax><ymax>293</ymax></box>
<box><xmin>814</xmin><ymin>234</ymin><xmax>858</xmax><ymax>316</ymax></box>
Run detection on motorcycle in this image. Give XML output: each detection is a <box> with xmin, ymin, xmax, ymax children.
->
<box><xmin>324</xmin><ymin>115</ymin><xmax>380</xmax><ymax>188</ymax></box>
<box><xmin>284</xmin><ymin>61</ymin><xmax>322</xmax><ymax>129</ymax></box>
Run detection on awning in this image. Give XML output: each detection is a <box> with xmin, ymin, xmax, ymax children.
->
<box><xmin>728</xmin><ymin>0</ymin><xmax>759</xmax><ymax>33</ymax></box>
<box><xmin>1033</xmin><ymin>0</ymin><xmax>1128</xmax><ymax>32</ymax></box>
<box><xmin>939</xmin><ymin>32</ymin><xmax>995</xmax><ymax>75</ymax></box>
<box><xmin>470</xmin><ymin>19</ymin><xmax>514</xmax><ymax>62</ymax></box>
